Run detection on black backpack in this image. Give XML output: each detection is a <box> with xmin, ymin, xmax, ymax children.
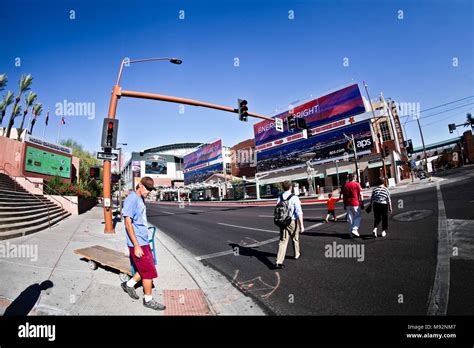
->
<box><xmin>274</xmin><ymin>194</ymin><xmax>294</xmax><ymax>228</ymax></box>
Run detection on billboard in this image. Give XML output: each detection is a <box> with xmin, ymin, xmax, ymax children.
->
<box><xmin>184</xmin><ymin>140</ymin><xmax>223</xmax><ymax>185</ymax></box>
<box><xmin>254</xmin><ymin>84</ymin><xmax>371</xmax><ymax>172</ymax></box>
<box><xmin>254</xmin><ymin>84</ymin><xmax>365</xmax><ymax>147</ymax></box>
<box><xmin>256</xmin><ymin>121</ymin><xmax>374</xmax><ymax>173</ymax></box>
<box><xmin>24</xmin><ymin>146</ymin><xmax>72</xmax><ymax>178</ymax></box>
<box><xmin>145</xmin><ymin>155</ymin><xmax>167</xmax><ymax>175</ymax></box>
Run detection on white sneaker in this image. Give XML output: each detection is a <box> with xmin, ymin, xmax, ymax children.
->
<box><xmin>352</xmin><ymin>230</ymin><xmax>360</xmax><ymax>237</ymax></box>
<box><xmin>373</xmin><ymin>228</ymin><xmax>377</xmax><ymax>237</ymax></box>
<box><xmin>381</xmin><ymin>231</ymin><xmax>387</xmax><ymax>237</ymax></box>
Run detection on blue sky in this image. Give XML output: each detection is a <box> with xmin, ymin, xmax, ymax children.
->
<box><xmin>1</xmin><ymin>0</ymin><xmax>473</xmax><ymax>158</ymax></box>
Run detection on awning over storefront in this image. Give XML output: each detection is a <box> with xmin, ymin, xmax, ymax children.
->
<box><xmin>368</xmin><ymin>160</ymin><xmax>392</xmax><ymax>169</ymax></box>
<box><xmin>258</xmin><ymin>172</ymin><xmax>324</xmax><ymax>185</ymax></box>
<box><xmin>326</xmin><ymin>168</ymin><xmax>352</xmax><ymax>176</ymax></box>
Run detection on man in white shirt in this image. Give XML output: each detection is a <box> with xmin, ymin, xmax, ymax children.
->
<box><xmin>275</xmin><ymin>181</ymin><xmax>305</xmax><ymax>269</ymax></box>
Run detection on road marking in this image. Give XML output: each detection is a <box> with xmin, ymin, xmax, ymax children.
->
<box><xmin>160</xmin><ymin>211</ymin><xmax>175</xmax><ymax>215</ymax></box>
<box><xmin>187</xmin><ymin>209</ymin><xmax>205</xmax><ymax>213</ymax></box>
<box><xmin>258</xmin><ymin>215</ymin><xmax>274</xmax><ymax>218</ymax></box>
<box><xmin>217</xmin><ymin>223</ymin><xmax>279</xmax><ymax>234</ymax></box>
<box><xmin>427</xmin><ymin>182</ymin><xmax>450</xmax><ymax>316</ymax></box>
<box><xmin>305</xmin><ymin>213</ymin><xmax>347</xmax><ymax>231</ymax></box>
<box><xmin>195</xmin><ymin>237</ymin><xmax>280</xmax><ymax>261</ymax></box>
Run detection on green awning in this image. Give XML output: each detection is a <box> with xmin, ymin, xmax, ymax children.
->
<box><xmin>368</xmin><ymin>160</ymin><xmax>392</xmax><ymax>169</ymax></box>
<box><xmin>326</xmin><ymin>168</ymin><xmax>352</xmax><ymax>176</ymax></box>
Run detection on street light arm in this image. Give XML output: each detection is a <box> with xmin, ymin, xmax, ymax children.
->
<box><xmin>116</xmin><ymin>57</ymin><xmax>182</xmax><ymax>86</ymax></box>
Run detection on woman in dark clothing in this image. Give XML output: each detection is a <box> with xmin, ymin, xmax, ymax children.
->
<box><xmin>370</xmin><ymin>177</ymin><xmax>392</xmax><ymax>237</ymax></box>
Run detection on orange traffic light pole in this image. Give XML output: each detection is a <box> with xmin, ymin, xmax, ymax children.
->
<box><xmin>103</xmin><ymin>59</ymin><xmax>273</xmax><ymax>233</ymax></box>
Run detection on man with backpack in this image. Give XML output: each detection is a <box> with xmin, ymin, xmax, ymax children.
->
<box><xmin>274</xmin><ymin>180</ymin><xmax>305</xmax><ymax>269</ymax></box>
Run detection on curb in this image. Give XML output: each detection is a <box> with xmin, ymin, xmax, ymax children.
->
<box><xmin>152</xmin><ymin>224</ymin><xmax>266</xmax><ymax>315</ymax></box>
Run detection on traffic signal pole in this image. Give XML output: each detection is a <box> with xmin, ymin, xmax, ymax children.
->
<box><xmin>102</xmin><ymin>61</ymin><xmax>274</xmax><ymax>233</ymax></box>
<box><xmin>103</xmin><ymin>85</ymin><xmax>120</xmax><ymax>233</ymax></box>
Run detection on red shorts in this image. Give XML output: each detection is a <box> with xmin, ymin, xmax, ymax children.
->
<box><xmin>129</xmin><ymin>245</ymin><xmax>157</xmax><ymax>280</ymax></box>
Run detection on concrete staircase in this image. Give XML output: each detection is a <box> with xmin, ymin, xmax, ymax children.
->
<box><xmin>0</xmin><ymin>173</ymin><xmax>71</xmax><ymax>240</ymax></box>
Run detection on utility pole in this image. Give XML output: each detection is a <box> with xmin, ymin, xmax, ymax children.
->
<box><xmin>415</xmin><ymin>116</ymin><xmax>429</xmax><ymax>176</ymax></box>
<box><xmin>377</xmin><ymin>132</ymin><xmax>388</xmax><ymax>186</ymax></box>
<box><xmin>352</xmin><ymin>134</ymin><xmax>360</xmax><ymax>183</ymax></box>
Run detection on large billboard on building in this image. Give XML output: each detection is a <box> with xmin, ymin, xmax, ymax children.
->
<box><xmin>183</xmin><ymin>140</ymin><xmax>223</xmax><ymax>185</ymax></box>
<box><xmin>256</xmin><ymin>121</ymin><xmax>374</xmax><ymax>172</ymax></box>
<box><xmin>24</xmin><ymin>145</ymin><xmax>72</xmax><ymax>178</ymax></box>
<box><xmin>254</xmin><ymin>84</ymin><xmax>366</xmax><ymax>148</ymax></box>
<box><xmin>254</xmin><ymin>84</ymin><xmax>371</xmax><ymax>173</ymax></box>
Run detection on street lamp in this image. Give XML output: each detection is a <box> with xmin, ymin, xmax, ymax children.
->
<box><xmin>102</xmin><ymin>57</ymin><xmax>274</xmax><ymax>233</ymax></box>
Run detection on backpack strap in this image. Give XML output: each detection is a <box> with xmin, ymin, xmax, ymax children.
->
<box><xmin>284</xmin><ymin>193</ymin><xmax>294</xmax><ymax>201</ymax></box>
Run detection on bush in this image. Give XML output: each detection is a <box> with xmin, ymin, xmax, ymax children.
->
<box><xmin>44</xmin><ymin>176</ymin><xmax>97</xmax><ymax>200</ymax></box>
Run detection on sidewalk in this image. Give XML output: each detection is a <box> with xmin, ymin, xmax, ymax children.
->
<box><xmin>0</xmin><ymin>206</ymin><xmax>265</xmax><ymax>316</ymax></box>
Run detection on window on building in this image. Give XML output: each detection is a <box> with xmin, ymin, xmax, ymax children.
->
<box><xmin>226</xmin><ymin>163</ymin><xmax>231</xmax><ymax>174</ymax></box>
<box><xmin>379</xmin><ymin>121</ymin><xmax>391</xmax><ymax>142</ymax></box>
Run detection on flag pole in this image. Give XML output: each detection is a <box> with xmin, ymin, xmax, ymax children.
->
<box><xmin>57</xmin><ymin>116</ymin><xmax>62</xmax><ymax>144</ymax></box>
<box><xmin>43</xmin><ymin>110</ymin><xmax>48</xmax><ymax>140</ymax></box>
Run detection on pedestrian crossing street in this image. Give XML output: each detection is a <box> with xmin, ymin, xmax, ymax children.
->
<box><xmin>447</xmin><ymin>219</ymin><xmax>474</xmax><ymax>260</ymax></box>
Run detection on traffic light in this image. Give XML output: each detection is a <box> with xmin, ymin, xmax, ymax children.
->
<box><xmin>296</xmin><ymin>118</ymin><xmax>307</xmax><ymax>130</ymax></box>
<box><xmin>448</xmin><ymin>123</ymin><xmax>456</xmax><ymax>134</ymax></box>
<box><xmin>111</xmin><ymin>173</ymin><xmax>121</xmax><ymax>184</ymax></box>
<box><xmin>287</xmin><ymin>115</ymin><xmax>297</xmax><ymax>131</ymax></box>
<box><xmin>89</xmin><ymin>167</ymin><xmax>100</xmax><ymax>179</ymax></box>
<box><xmin>101</xmin><ymin>118</ymin><xmax>119</xmax><ymax>149</ymax></box>
<box><xmin>238</xmin><ymin>99</ymin><xmax>248</xmax><ymax>122</ymax></box>
<box><xmin>404</xmin><ymin>139</ymin><xmax>413</xmax><ymax>156</ymax></box>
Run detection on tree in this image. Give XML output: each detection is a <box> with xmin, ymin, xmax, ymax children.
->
<box><xmin>29</xmin><ymin>103</ymin><xmax>43</xmax><ymax>135</ymax></box>
<box><xmin>1</xmin><ymin>89</ymin><xmax>14</xmax><ymax>132</ymax></box>
<box><xmin>466</xmin><ymin>113</ymin><xmax>473</xmax><ymax>128</ymax></box>
<box><xmin>60</xmin><ymin>138</ymin><xmax>101</xmax><ymax>182</ymax></box>
<box><xmin>0</xmin><ymin>74</ymin><xmax>7</xmax><ymax>91</ymax></box>
<box><xmin>5</xmin><ymin>74</ymin><xmax>33</xmax><ymax>138</ymax></box>
<box><xmin>17</xmin><ymin>91</ymin><xmax>37</xmax><ymax>140</ymax></box>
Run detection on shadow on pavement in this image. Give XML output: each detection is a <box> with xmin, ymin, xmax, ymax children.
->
<box><xmin>229</xmin><ymin>243</ymin><xmax>277</xmax><ymax>270</ymax></box>
<box><xmin>4</xmin><ymin>280</ymin><xmax>54</xmax><ymax>316</ymax></box>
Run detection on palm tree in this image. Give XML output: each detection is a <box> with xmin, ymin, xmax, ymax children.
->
<box><xmin>17</xmin><ymin>91</ymin><xmax>37</xmax><ymax>140</ymax></box>
<box><xmin>29</xmin><ymin>103</ymin><xmax>43</xmax><ymax>135</ymax></box>
<box><xmin>8</xmin><ymin>104</ymin><xmax>22</xmax><ymax>137</ymax></box>
<box><xmin>5</xmin><ymin>74</ymin><xmax>33</xmax><ymax>138</ymax></box>
<box><xmin>0</xmin><ymin>91</ymin><xmax>14</xmax><ymax>132</ymax></box>
<box><xmin>0</xmin><ymin>74</ymin><xmax>7</xmax><ymax>91</ymax></box>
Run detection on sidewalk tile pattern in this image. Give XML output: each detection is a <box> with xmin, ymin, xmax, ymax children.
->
<box><xmin>163</xmin><ymin>289</ymin><xmax>211</xmax><ymax>315</ymax></box>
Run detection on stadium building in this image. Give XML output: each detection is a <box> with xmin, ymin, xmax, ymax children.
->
<box><xmin>121</xmin><ymin>142</ymin><xmax>202</xmax><ymax>196</ymax></box>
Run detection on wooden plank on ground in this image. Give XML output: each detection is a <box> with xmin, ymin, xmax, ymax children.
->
<box><xmin>74</xmin><ymin>245</ymin><xmax>132</xmax><ymax>275</ymax></box>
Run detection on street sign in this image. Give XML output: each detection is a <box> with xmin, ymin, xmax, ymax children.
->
<box><xmin>97</xmin><ymin>152</ymin><xmax>118</xmax><ymax>161</ymax></box>
<box><xmin>275</xmin><ymin>118</ymin><xmax>284</xmax><ymax>132</ymax></box>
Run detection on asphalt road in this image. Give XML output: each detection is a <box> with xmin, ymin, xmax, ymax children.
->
<box><xmin>146</xmin><ymin>174</ymin><xmax>474</xmax><ymax>315</ymax></box>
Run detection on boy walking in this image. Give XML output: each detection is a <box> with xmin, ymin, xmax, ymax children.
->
<box><xmin>324</xmin><ymin>193</ymin><xmax>338</xmax><ymax>223</ymax></box>
<box><xmin>120</xmin><ymin>177</ymin><xmax>166</xmax><ymax>311</ymax></box>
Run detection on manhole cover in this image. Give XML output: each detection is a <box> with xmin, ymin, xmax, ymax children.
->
<box><xmin>392</xmin><ymin>210</ymin><xmax>433</xmax><ymax>222</ymax></box>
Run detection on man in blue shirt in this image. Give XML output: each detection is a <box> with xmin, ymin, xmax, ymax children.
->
<box><xmin>120</xmin><ymin>177</ymin><xmax>166</xmax><ymax>311</ymax></box>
